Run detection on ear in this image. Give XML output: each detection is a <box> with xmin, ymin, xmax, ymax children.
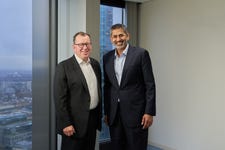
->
<box><xmin>110</xmin><ymin>36</ymin><xmax>114</xmax><ymax>42</ymax></box>
<box><xmin>72</xmin><ymin>44</ymin><xmax>75</xmax><ymax>49</ymax></box>
<box><xmin>72</xmin><ymin>44</ymin><xmax>77</xmax><ymax>54</ymax></box>
<box><xmin>126</xmin><ymin>33</ymin><xmax>130</xmax><ymax>41</ymax></box>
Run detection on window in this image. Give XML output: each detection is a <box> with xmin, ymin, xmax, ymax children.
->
<box><xmin>0</xmin><ymin>1</ymin><xmax>57</xmax><ymax>150</ymax></box>
<box><xmin>0</xmin><ymin>0</ymin><xmax>32</xmax><ymax>149</ymax></box>
<box><xmin>99</xmin><ymin>4</ymin><xmax>126</xmax><ymax>142</ymax></box>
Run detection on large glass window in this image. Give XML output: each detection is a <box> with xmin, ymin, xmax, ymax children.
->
<box><xmin>100</xmin><ymin>5</ymin><xmax>126</xmax><ymax>56</ymax></box>
<box><xmin>0</xmin><ymin>0</ymin><xmax>32</xmax><ymax>149</ymax></box>
<box><xmin>99</xmin><ymin>4</ymin><xmax>126</xmax><ymax>142</ymax></box>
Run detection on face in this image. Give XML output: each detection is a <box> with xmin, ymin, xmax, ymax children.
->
<box><xmin>110</xmin><ymin>28</ymin><xmax>129</xmax><ymax>51</ymax></box>
<box><xmin>72</xmin><ymin>34</ymin><xmax>92</xmax><ymax>61</ymax></box>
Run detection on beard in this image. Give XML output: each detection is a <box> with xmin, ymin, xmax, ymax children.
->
<box><xmin>114</xmin><ymin>40</ymin><xmax>127</xmax><ymax>50</ymax></box>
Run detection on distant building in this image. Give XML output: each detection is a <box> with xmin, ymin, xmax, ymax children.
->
<box><xmin>0</xmin><ymin>71</ymin><xmax>32</xmax><ymax>149</ymax></box>
<box><xmin>0</xmin><ymin>112</ymin><xmax>32</xmax><ymax>149</ymax></box>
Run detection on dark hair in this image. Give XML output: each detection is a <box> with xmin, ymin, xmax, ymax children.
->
<box><xmin>73</xmin><ymin>31</ymin><xmax>91</xmax><ymax>44</ymax></box>
<box><xmin>110</xmin><ymin>24</ymin><xmax>129</xmax><ymax>36</ymax></box>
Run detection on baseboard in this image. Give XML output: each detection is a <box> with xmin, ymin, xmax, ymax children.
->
<box><xmin>149</xmin><ymin>141</ymin><xmax>176</xmax><ymax>150</ymax></box>
<box><xmin>99</xmin><ymin>140</ymin><xmax>171</xmax><ymax>150</ymax></box>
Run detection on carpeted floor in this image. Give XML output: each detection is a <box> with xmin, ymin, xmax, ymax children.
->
<box><xmin>99</xmin><ymin>141</ymin><xmax>163</xmax><ymax>150</ymax></box>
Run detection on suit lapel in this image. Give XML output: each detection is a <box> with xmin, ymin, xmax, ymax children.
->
<box><xmin>109</xmin><ymin>51</ymin><xmax>120</xmax><ymax>88</ymax></box>
<box><xmin>90</xmin><ymin>60</ymin><xmax>102</xmax><ymax>101</ymax></box>
<box><xmin>90</xmin><ymin>60</ymin><xmax>98</xmax><ymax>80</ymax></box>
<box><xmin>120</xmin><ymin>46</ymin><xmax>132</xmax><ymax>87</ymax></box>
<box><xmin>71</xmin><ymin>56</ymin><xmax>89</xmax><ymax>92</ymax></box>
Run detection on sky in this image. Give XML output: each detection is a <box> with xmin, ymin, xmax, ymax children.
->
<box><xmin>0</xmin><ymin>0</ymin><xmax>32</xmax><ymax>71</ymax></box>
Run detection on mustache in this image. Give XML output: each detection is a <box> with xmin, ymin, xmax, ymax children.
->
<box><xmin>116</xmin><ymin>40</ymin><xmax>127</xmax><ymax>44</ymax></box>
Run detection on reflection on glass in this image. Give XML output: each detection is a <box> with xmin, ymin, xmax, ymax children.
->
<box><xmin>99</xmin><ymin>4</ymin><xmax>126</xmax><ymax>142</ymax></box>
<box><xmin>0</xmin><ymin>0</ymin><xmax>32</xmax><ymax>149</ymax></box>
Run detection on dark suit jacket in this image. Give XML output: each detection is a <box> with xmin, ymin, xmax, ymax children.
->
<box><xmin>103</xmin><ymin>45</ymin><xmax>156</xmax><ymax>127</ymax></box>
<box><xmin>54</xmin><ymin>55</ymin><xmax>102</xmax><ymax>138</ymax></box>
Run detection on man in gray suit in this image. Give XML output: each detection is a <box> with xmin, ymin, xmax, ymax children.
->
<box><xmin>103</xmin><ymin>24</ymin><xmax>156</xmax><ymax>150</ymax></box>
<box><xmin>54</xmin><ymin>32</ymin><xmax>102</xmax><ymax>150</ymax></box>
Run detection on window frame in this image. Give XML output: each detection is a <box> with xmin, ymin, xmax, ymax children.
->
<box><xmin>32</xmin><ymin>0</ymin><xmax>57</xmax><ymax>150</ymax></box>
<box><xmin>100</xmin><ymin>0</ymin><xmax>125</xmax><ymax>8</ymax></box>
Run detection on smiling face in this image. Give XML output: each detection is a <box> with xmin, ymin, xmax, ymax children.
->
<box><xmin>72</xmin><ymin>34</ymin><xmax>92</xmax><ymax>62</ymax></box>
<box><xmin>110</xmin><ymin>28</ymin><xmax>130</xmax><ymax>52</ymax></box>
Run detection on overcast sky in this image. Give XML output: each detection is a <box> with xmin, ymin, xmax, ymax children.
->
<box><xmin>0</xmin><ymin>0</ymin><xmax>32</xmax><ymax>71</ymax></box>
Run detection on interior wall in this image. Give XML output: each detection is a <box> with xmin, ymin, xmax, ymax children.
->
<box><xmin>58</xmin><ymin>0</ymin><xmax>100</xmax><ymax>63</ymax></box>
<box><xmin>139</xmin><ymin>0</ymin><xmax>225</xmax><ymax>150</ymax></box>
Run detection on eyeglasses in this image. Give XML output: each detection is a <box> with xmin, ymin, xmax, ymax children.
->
<box><xmin>74</xmin><ymin>43</ymin><xmax>92</xmax><ymax>48</ymax></box>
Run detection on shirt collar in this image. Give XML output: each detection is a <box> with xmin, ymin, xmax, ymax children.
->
<box><xmin>114</xmin><ymin>44</ymin><xmax>129</xmax><ymax>57</ymax></box>
<box><xmin>74</xmin><ymin>54</ymin><xmax>90</xmax><ymax>64</ymax></box>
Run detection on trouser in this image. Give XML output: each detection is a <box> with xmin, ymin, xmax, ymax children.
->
<box><xmin>61</xmin><ymin>109</ymin><xmax>97</xmax><ymax>150</ymax></box>
<box><xmin>109</xmin><ymin>104</ymin><xmax>148</xmax><ymax>150</ymax></box>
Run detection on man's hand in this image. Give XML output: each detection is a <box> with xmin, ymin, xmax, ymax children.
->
<box><xmin>63</xmin><ymin>125</ymin><xmax>75</xmax><ymax>136</ymax></box>
<box><xmin>141</xmin><ymin>114</ymin><xmax>153</xmax><ymax>129</ymax></box>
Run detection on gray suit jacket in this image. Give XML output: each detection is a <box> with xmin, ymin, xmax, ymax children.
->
<box><xmin>103</xmin><ymin>45</ymin><xmax>156</xmax><ymax>127</ymax></box>
<box><xmin>54</xmin><ymin>55</ymin><xmax>102</xmax><ymax>138</ymax></box>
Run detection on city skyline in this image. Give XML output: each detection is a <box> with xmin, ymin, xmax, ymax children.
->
<box><xmin>0</xmin><ymin>70</ymin><xmax>32</xmax><ymax>149</ymax></box>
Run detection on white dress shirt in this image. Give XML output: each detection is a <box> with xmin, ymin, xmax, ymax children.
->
<box><xmin>114</xmin><ymin>44</ymin><xmax>129</xmax><ymax>102</ymax></box>
<box><xmin>75</xmin><ymin>54</ymin><xmax>99</xmax><ymax>109</ymax></box>
<box><xmin>114</xmin><ymin>44</ymin><xmax>129</xmax><ymax>85</ymax></box>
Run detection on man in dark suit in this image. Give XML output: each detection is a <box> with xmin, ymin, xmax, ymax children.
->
<box><xmin>103</xmin><ymin>24</ymin><xmax>156</xmax><ymax>150</ymax></box>
<box><xmin>54</xmin><ymin>32</ymin><xmax>102</xmax><ymax>150</ymax></box>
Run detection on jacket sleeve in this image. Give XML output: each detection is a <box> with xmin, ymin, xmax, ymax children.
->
<box><xmin>141</xmin><ymin>50</ymin><xmax>156</xmax><ymax>116</ymax></box>
<box><xmin>103</xmin><ymin>55</ymin><xmax>110</xmax><ymax>117</ymax></box>
<box><xmin>54</xmin><ymin>63</ymin><xmax>73</xmax><ymax>130</ymax></box>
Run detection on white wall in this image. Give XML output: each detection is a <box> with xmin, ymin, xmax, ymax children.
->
<box><xmin>139</xmin><ymin>0</ymin><xmax>225</xmax><ymax>150</ymax></box>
